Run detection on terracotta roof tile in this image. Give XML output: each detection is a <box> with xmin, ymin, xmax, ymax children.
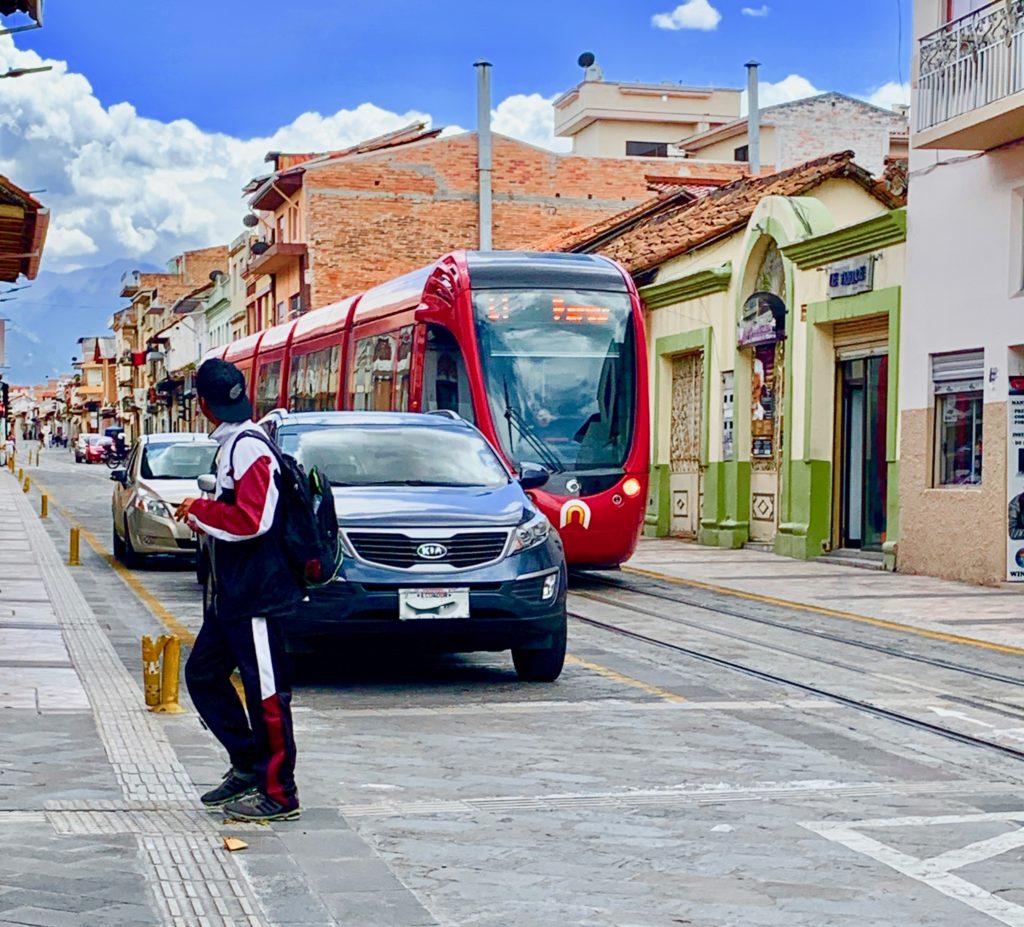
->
<box><xmin>557</xmin><ymin>151</ymin><xmax>904</xmax><ymax>274</ymax></box>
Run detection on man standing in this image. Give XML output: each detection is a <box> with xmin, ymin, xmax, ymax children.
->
<box><xmin>174</xmin><ymin>358</ymin><xmax>302</xmax><ymax>822</ymax></box>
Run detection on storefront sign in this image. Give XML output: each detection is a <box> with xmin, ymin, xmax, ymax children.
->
<box><xmin>737</xmin><ymin>292</ymin><xmax>786</xmax><ymax>348</ymax></box>
<box><xmin>827</xmin><ymin>255</ymin><xmax>875</xmax><ymax>299</ymax></box>
<box><xmin>1007</xmin><ymin>390</ymin><xmax>1024</xmax><ymax>581</ymax></box>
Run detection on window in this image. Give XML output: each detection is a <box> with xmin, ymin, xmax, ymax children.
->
<box><xmin>422</xmin><ymin>325</ymin><xmax>474</xmax><ymax>422</ymax></box>
<box><xmin>734</xmin><ymin>145</ymin><xmax>749</xmax><ymax>162</ymax></box>
<box><xmin>289</xmin><ymin>294</ymin><xmax>303</xmax><ymax>318</ymax></box>
<box><xmin>254</xmin><ymin>360</ymin><xmax>282</xmax><ymax>419</ymax></box>
<box><xmin>394</xmin><ymin>326</ymin><xmax>414</xmax><ymax>411</ymax></box>
<box><xmin>351</xmin><ymin>332</ymin><xmax>397</xmax><ymax>410</ymax></box>
<box><xmin>626</xmin><ymin>140</ymin><xmax>668</xmax><ymax>158</ymax></box>
<box><xmin>948</xmin><ymin>0</ymin><xmax>990</xmax><ymax>22</ymax></box>
<box><xmin>288</xmin><ymin>346</ymin><xmax>339</xmax><ymax>412</ymax></box>
<box><xmin>933</xmin><ymin>350</ymin><xmax>984</xmax><ymax>485</ymax></box>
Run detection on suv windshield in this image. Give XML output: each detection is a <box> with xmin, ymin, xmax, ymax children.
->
<box><xmin>277</xmin><ymin>424</ymin><xmax>509</xmax><ymax>488</ymax></box>
<box><xmin>472</xmin><ymin>288</ymin><xmax>636</xmax><ymax>472</ymax></box>
<box><xmin>140</xmin><ymin>443</ymin><xmax>217</xmax><ymax>480</ymax></box>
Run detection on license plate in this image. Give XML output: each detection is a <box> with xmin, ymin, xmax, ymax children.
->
<box><xmin>398</xmin><ymin>587</ymin><xmax>470</xmax><ymax>620</ymax></box>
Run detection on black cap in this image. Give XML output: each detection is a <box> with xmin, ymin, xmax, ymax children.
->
<box><xmin>196</xmin><ymin>358</ymin><xmax>253</xmax><ymax>424</ymax></box>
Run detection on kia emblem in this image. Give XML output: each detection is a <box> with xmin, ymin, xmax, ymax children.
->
<box><xmin>416</xmin><ymin>543</ymin><xmax>448</xmax><ymax>560</ymax></box>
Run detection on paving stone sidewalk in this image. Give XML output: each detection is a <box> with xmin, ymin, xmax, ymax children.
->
<box><xmin>627</xmin><ymin>537</ymin><xmax>1024</xmax><ymax>650</ymax></box>
<box><xmin>0</xmin><ymin>469</ymin><xmax>437</xmax><ymax>927</ymax></box>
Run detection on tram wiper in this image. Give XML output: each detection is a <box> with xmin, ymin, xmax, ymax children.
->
<box><xmin>502</xmin><ymin>405</ymin><xmax>564</xmax><ymax>474</ymax></box>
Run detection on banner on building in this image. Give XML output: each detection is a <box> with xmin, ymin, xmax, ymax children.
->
<box><xmin>1007</xmin><ymin>389</ymin><xmax>1024</xmax><ymax>581</ymax></box>
<box><xmin>737</xmin><ymin>291</ymin><xmax>786</xmax><ymax>348</ymax></box>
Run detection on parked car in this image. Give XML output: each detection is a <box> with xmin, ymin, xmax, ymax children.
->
<box><xmin>200</xmin><ymin>410</ymin><xmax>568</xmax><ymax>681</ymax></box>
<box><xmin>75</xmin><ymin>433</ymin><xmax>112</xmax><ymax>464</ymax></box>
<box><xmin>110</xmin><ymin>433</ymin><xmax>217</xmax><ymax>568</ymax></box>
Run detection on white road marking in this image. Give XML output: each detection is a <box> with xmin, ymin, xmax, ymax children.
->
<box><xmin>803</xmin><ymin>810</ymin><xmax>1024</xmax><ymax>927</ymax></box>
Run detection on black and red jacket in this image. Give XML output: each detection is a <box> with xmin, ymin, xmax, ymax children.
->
<box><xmin>188</xmin><ymin>421</ymin><xmax>301</xmax><ymax>622</ymax></box>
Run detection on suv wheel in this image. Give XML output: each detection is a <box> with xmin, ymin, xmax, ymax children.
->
<box><xmin>512</xmin><ymin>616</ymin><xmax>567</xmax><ymax>682</ymax></box>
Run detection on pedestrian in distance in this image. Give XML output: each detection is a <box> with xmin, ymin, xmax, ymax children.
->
<box><xmin>3</xmin><ymin>434</ymin><xmax>14</xmax><ymax>466</ymax></box>
<box><xmin>173</xmin><ymin>358</ymin><xmax>302</xmax><ymax>822</ymax></box>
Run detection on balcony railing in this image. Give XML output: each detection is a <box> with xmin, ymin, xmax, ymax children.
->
<box><xmin>917</xmin><ymin>0</ymin><xmax>1024</xmax><ymax>132</ymax></box>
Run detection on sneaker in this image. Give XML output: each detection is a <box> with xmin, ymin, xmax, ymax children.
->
<box><xmin>222</xmin><ymin>791</ymin><xmax>300</xmax><ymax>822</ymax></box>
<box><xmin>200</xmin><ymin>767</ymin><xmax>258</xmax><ymax>808</ymax></box>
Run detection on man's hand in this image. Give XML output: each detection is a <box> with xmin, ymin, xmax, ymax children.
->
<box><xmin>174</xmin><ymin>497</ymin><xmax>198</xmax><ymax>523</ymax></box>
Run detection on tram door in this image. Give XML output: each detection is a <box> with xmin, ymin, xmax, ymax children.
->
<box><xmin>669</xmin><ymin>351</ymin><xmax>703</xmax><ymax>537</ymax></box>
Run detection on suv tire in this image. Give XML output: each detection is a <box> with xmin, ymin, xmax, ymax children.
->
<box><xmin>512</xmin><ymin>616</ymin><xmax>567</xmax><ymax>682</ymax></box>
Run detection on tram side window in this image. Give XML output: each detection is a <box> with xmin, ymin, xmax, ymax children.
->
<box><xmin>289</xmin><ymin>347</ymin><xmax>340</xmax><ymax>412</ymax></box>
<box><xmin>352</xmin><ymin>333</ymin><xmax>398</xmax><ymax>411</ymax></box>
<box><xmin>422</xmin><ymin>325</ymin><xmax>474</xmax><ymax>422</ymax></box>
<box><xmin>254</xmin><ymin>360</ymin><xmax>282</xmax><ymax>420</ymax></box>
<box><xmin>395</xmin><ymin>326</ymin><xmax>413</xmax><ymax>411</ymax></box>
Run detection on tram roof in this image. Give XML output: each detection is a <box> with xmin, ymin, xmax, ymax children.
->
<box><xmin>464</xmin><ymin>251</ymin><xmax>627</xmax><ymax>291</ymax></box>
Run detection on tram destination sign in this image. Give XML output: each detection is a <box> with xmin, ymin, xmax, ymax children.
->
<box><xmin>827</xmin><ymin>254</ymin><xmax>875</xmax><ymax>299</ymax></box>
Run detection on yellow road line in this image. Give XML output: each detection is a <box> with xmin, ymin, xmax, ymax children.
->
<box><xmin>30</xmin><ymin>474</ymin><xmax>195</xmax><ymax>644</ymax></box>
<box><xmin>623</xmin><ymin>565</ymin><xmax>1024</xmax><ymax>657</ymax></box>
<box><xmin>564</xmin><ymin>654</ymin><xmax>686</xmax><ymax>703</ymax></box>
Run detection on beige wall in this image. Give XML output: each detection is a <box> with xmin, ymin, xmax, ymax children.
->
<box><xmin>899</xmin><ymin>404</ymin><xmax>1007</xmax><ymax>584</ymax></box>
<box><xmin>687</xmin><ymin>128</ymin><xmax>778</xmax><ymax>167</ymax></box>
<box><xmin>572</xmin><ymin>120</ymin><xmax>700</xmax><ymax>157</ymax></box>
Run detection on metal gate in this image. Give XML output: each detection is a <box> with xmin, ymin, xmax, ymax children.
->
<box><xmin>670</xmin><ymin>351</ymin><xmax>703</xmax><ymax>537</ymax></box>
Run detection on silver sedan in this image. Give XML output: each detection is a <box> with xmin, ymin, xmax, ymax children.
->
<box><xmin>110</xmin><ymin>432</ymin><xmax>217</xmax><ymax>567</ymax></box>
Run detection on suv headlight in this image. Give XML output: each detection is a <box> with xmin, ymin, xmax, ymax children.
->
<box><xmin>512</xmin><ymin>511</ymin><xmax>551</xmax><ymax>553</ymax></box>
<box><xmin>134</xmin><ymin>489</ymin><xmax>171</xmax><ymax>518</ymax></box>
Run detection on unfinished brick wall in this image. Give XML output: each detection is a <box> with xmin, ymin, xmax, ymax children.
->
<box><xmin>300</xmin><ymin>133</ymin><xmax>746</xmax><ymax>305</ymax></box>
<box><xmin>769</xmin><ymin>95</ymin><xmax>906</xmax><ymax>177</ymax></box>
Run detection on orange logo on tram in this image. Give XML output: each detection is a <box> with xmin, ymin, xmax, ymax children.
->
<box><xmin>559</xmin><ymin>499</ymin><xmax>592</xmax><ymax>529</ymax></box>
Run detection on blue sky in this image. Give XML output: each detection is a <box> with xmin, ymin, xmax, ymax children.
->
<box><xmin>33</xmin><ymin>0</ymin><xmax>911</xmax><ymax>138</ymax></box>
<box><xmin>0</xmin><ymin>0</ymin><xmax>913</xmax><ymax>279</ymax></box>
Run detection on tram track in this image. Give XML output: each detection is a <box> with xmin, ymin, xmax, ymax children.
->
<box><xmin>567</xmin><ymin>571</ymin><xmax>1024</xmax><ymax>763</ymax></box>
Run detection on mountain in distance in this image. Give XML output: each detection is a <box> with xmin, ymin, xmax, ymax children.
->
<box><xmin>3</xmin><ymin>258</ymin><xmax>160</xmax><ymax>386</ymax></box>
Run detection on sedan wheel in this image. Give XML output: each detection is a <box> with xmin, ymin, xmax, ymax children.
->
<box><xmin>121</xmin><ymin>518</ymin><xmax>143</xmax><ymax>569</ymax></box>
<box><xmin>511</xmin><ymin>616</ymin><xmax>567</xmax><ymax>682</ymax></box>
<box><xmin>112</xmin><ymin>524</ymin><xmax>125</xmax><ymax>561</ymax></box>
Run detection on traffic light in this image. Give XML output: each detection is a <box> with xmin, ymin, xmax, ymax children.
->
<box><xmin>0</xmin><ymin>381</ymin><xmax>7</xmax><ymax>417</ymax></box>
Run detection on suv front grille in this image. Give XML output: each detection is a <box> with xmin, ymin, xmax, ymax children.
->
<box><xmin>346</xmin><ymin>531</ymin><xmax>509</xmax><ymax>570</ymax></box>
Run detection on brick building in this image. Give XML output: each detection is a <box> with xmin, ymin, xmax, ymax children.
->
<box><xmin>112</xmin><ymin>245</ymin><xmax>228</xmax><ymax>438</ymax></box>
<box><xmin>241</xmin><ymin>124</ymin><xmax>748</xmax><ymax>331</ymax></box>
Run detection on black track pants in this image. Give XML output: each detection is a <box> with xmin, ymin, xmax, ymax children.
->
<box><xmin>185</xmin><ymin>614</ymin><xmax>298</xmax><ymax>805</ymax></box>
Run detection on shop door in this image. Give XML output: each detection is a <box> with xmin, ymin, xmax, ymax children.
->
<box><xmin>838</xmin><ymin>356</ymin><xmax>888</xmax><ymax>550</ymax></box>
<box><xmin>669</xmin><ymin>351</ymin><xmax>703</xmax><ymax>537</ymax></box>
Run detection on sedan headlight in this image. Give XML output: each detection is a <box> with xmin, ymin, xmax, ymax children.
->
<box><xmin>512</xmin><ymin>511</ymin><xmax>551</xmax><ymax>553</ymax></box>
<box><xmin>134</xmin><ymin>489</ymin><xmax>171</xmax><ymax>518</ymax></box>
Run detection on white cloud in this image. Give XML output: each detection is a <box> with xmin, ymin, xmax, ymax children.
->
<box><xmin>0</xmin><ymin>36</ymin><xmax>569</xmax><ymax>274</ymax></box>
<box><xmin>864</xmin><ymin>81</ymin><xmax>910</xmax><ymax>110</ymax></box>
<box><xmin>741</xmin><ymin>4</ymin><xmax>770</xmax><ymax>16</ymax></box>
<box><xmin>652</xmin><ymin>0</ymin><xmax>722</xmax><ymax>31</ymax></box>
<box><xmin>741</xmin><ymin>74</ymin><xmax>823</xmax><ymax>114</ymax></box>
<box><xmin>491</xmin><ymin>93</ymin><xmax>571</xmax><ymax>153</ymax></box>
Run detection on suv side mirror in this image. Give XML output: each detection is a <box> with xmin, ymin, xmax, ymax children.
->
<box><xmin>518</xmin><ymin>462</ymin><xmax>550</xmax><ymax>491</ymax></box>
<box><xmin>109</xmin><ymin>467</ymin><xmax>128</xmax><ymax>485</ymax></box>
<box><xmin>197</xmin><ymin>474</ymin><xmax>217</xmax><ymax>495</ymax></box>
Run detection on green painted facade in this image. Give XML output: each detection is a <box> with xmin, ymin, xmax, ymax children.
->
<box><xmin>640</xmin><ymin>198</ymin><xmax>905</xmax><ymax>566</ymax></box>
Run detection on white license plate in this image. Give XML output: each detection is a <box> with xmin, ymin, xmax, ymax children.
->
<box><xmin>398</xmin><ymin>588</ymin><xmax>470</xmax><ymax>620</ymax></box>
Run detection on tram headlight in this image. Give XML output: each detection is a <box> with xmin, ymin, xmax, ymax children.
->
<box><xmin>622</xmin><ymin>477</ymin><xmax>642</xmax><ymax>498</ymax></box>
<box><xmin>512</xmin><ymin>511</ymin><xmax>550</xmax><ymax>553</ymax></box>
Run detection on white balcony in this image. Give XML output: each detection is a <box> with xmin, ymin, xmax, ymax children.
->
<box><xmin>916</xmin><ymin>0</ymin><xmax>1024</xmax><ymax>150</ymax></box>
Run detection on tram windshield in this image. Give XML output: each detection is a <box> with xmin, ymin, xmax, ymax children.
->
<box><xmin>472</xmin><ymin>288</ymin><xmax>636</xmax><ymax>473</ymax></box>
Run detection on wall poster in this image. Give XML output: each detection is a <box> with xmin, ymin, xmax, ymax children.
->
<box><xmin>1007</xmin><ymin>390</ymin><xmax>1024</xmax><ymax>581</ymax></box>
<box><xmin>751</xmin><ymin>345</ymin><xmax>775</xmax><ymax>459</ymax></box>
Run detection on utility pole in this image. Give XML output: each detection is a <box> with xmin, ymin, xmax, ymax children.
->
<box><xmin>475</xmin><ymin>60</ymin><xmax>493</xmax><ymax>251</ymax></box>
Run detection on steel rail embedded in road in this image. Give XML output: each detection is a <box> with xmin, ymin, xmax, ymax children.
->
<box><xmin>574</xmin><ymin>571</ymin><xmax>1024</xmax><ymax>689</ymax></box>
<box><xmin>567</xmin><ymin>605</ymin><xmax>1024</xmax><ymax>764</ymax></box>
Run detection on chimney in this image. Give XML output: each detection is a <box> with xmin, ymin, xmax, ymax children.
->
<box><xmin>745</xmin><ymin>60</ymin><xmax>760</xmax><ymax>175</ymax></box>
<box><xmin>474</xmin><ymin>60</ymin><xmax>493</xmax><ymax>251</ymax></box>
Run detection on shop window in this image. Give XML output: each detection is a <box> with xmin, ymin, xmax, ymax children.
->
<box><xmin>626</xmin><ymin>140</ymin><xmax>668</xmax><ymax>158</ymax></box>
<box><xmin>932</xmin><ymin>350</ymin><xmax>984</xmax><ymax>485</ymax></box>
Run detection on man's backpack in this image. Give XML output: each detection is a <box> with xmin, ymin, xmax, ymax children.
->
<box><xmin>229</xmin><ymin>430</ymin><xmax>342</xmax><ymax>588</ymax></box>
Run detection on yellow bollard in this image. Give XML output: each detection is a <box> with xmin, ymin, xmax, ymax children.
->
<box><xmin>140</xmin><ymin>634</ymin><xmax>183</xmax><ymax>713</ymax></box>
<box><xmin>16</xmin><ymin>467</ymin><xmax>22</xmax><ymax>481</ymax></box>
<box><xmin>22</xmin><ymin>476</ymin><xmax>29</xmax><ymax>493</ymax></box>
<box><xmin>40</xmin><ymin>494</ymin><xmax>48</xmax><ymax>518</ymax></box>
<box><xmin>68</xmin><ymin>526</ymin><xmax>81</xmax><ymax>566</ymax></box>
<box><xmin>6</xmin><ymin>455</ymin><xmax>13</xmax><ymax>473</ymax></box>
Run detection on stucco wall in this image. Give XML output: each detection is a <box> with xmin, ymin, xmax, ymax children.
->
<box><xmin>899</xmin><ymin>404</ymin><xmax>1007</xmax><ymax>584</ymax></box>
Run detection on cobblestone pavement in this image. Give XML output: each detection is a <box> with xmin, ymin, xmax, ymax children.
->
<box><xmin>6</xmin><ymin>448</ymin><xmax>1024</xmax><ymax>927</ymax></box>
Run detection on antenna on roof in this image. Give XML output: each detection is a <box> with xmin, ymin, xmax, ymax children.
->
<box><xmin>578</xmin><ymin>52</ymin><xmax>602</xmax><ymax>82</ymax></box>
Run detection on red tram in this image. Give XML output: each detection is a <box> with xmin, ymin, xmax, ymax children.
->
<box><xmin>207</xmin><ymin>251</ymin><xmax>649</xmax><ymax>568</ymax></box>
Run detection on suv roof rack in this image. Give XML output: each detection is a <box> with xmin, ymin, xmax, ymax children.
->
<box><xmin>426</xmin><ymin>409</ymin><xmax>462</xmax><ymax>420</ymax></box>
